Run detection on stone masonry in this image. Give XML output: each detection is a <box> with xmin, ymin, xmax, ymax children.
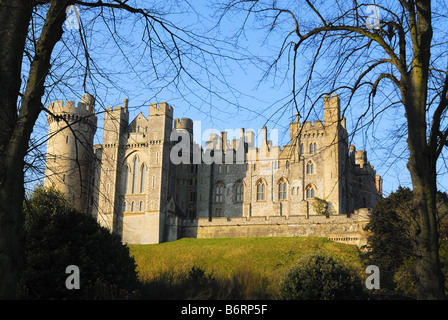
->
<box><xmin>44</xmin><ymin>94</ymin><xmax>382</xmax><ymax>247</ymax></box>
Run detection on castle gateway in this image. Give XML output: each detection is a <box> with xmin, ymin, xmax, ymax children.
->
<box><xmin>44</xmin><ymin>94</ymin><xmax>382</xmax><ymax>247</ymax></box>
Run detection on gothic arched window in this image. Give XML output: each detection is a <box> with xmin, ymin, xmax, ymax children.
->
<box><xmin>235</xmin><ymin>181</ymin><xmax>244</xmax><ymax>202</ymax></box>
<box><xmin>256</xmin><ymin>179</ymin><xmax>266</xmax><ymax>201</ymax></box>
<box><xmin>306</xmin><ymin>184</ymin><xmax>316</xmax><ymax>199</ymax></box>
<box><xmin>132</xmin><ymin>156</ymin><xmax>139</xmax><ymax>194</ymax></box>
<box><xmin>215</xmin><ymin>183</ymin><xmax>224</xmax><ymax>203</ymax></box>
<box><xmin>309</xmin><ymin>142</ymin><xmax>317</xmax><ymax>154</ymax></box>
<box><xmin>124</xmin><ymin>166</ymin><xmax>130</xmax><ymax>194</ymax></box>
<box><xmin>274</xmin><ymin>161</ymin><xmax>280</xmax><ymax>170</ymax></box>
<box><xmin>140</xmin><ymin>164</ymin><xmax>146</xmax><ymax>193</ymax></box>
<box><xmin>278</xmin><ymin>178</ymin><xmax>287</xmax><ymax>200</ymax></box>
<box><xmin>306</xmin><ymin>161</ymin><xmax>314</xmax><ymax>174</ymax></box>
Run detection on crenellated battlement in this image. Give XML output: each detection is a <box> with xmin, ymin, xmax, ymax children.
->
<box><xmin>47</xmin><ymin>95</ymin><xmax>96</xmax><ymax>125</ymax></box>
<box><xmin>174</xmin><ymin>117</ymin><xmax>193</xmax><ymax>133</ymax></box>
<box><xmin>44</xmin><ymin>94</ymin><xmax>97</xmax><ymax>213</ymax></box>
<box><xmin>351</xmin><ymin>148</ymin><xmax>378</xmax><ymax>183</ymax></box>
<box><xmin>45</xmin><ymin>92</ymin><xmax>383</xmax><ymax>246</ymax></box>
<box><xmin>324</xmin><ymin>94</ymin><xmax>341</xmax><ymax>126</ymax></box>
<box><xmin>105</xmin><ymin>105</ymin><xmax>129</xmax><ymax>115</ymax></box>
<box><xmin>104</xmin><ymin>99</ymin><xmax>129</xmax><ymax>128</ymax></box>
<box><xmin>289</xmin><ymin>119</ymin><xmax>326</xmax><ymax>142</ymax></box>
<box><xmin>303</xmin><ymin>120</ymin><xmax>324</xmax><ymax>131</ymax></box>
<box><xmin>355</xmin><ymin>149</ymin><xmax>367</xmax><ymax>166</ymax></box>
<box><xmin>149</xmin><ymin>102</ymin><xmax>173</xmax><ymax>118</ymax></box>
<box><xmin>202</xmin><ymin>126</ymin><xmax>281</xmax><ymax>161</ymax></box>
<box><xmin>290</xmin><ymin>120</ymin><xmax>325</xmax><ymax>132</ymax></box>
<box><xmin>48</xmin><ymin>94</ymin><xmax>95</xmax><ymax>117</ymax></box>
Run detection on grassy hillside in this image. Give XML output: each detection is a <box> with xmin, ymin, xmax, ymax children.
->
<box><xmin>129</xmin><ymin>237</ymin><xmax>366</xmax><ymax>299</ymax></box>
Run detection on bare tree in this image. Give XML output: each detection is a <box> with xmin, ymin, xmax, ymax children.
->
<box><xmin>0</xmin><ymin>0</ymin><xmax>247</xmax><ymax>299</ymax></box>
<box><xmin>216</xmin><ymin>0</ymin><xmax>448</xmax><ymax>299</ymax></box>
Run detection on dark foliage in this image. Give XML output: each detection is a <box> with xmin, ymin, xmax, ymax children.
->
<box><xmin>278</xmin><ymin>254</ymin><xmax>366</xmax><ymax>300</ymax></box>
<box><xmin>19</xmin><ymin>186</ymin><xmax>140</xmax><ymax>299</ymax></box>
<box><xmin>364</xmin><ymin>186</ymin><xmax>448</xmax><ymax>297</ymax></box>
<box><xmin>363</xmin><ymin>186</ymin><xmax>415</xmax><ymax>291</ymax></box>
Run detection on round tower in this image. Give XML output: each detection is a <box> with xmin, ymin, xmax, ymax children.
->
<box><xmin>174</xmin><ymin>118</ymin><xmax>193</xmax><ymax>134</ymax></box>
<box><xmin>173</xmin><ymin>117</ymin><xmax>194</xmax><ymax>143</ymax></box>
<box><xmin>44</xmin><ymin>94</ymin><xmax>97</xmax><ymax>212</ymax></box>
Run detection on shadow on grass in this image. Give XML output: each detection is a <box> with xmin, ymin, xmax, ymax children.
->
<box><xmin>139</xmin><ymin>266</ymin><xmax>275</xmax><ymax>300</ymax></box>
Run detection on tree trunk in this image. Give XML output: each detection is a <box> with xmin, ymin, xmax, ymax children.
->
<box><xmin>0</xmin><ymin>153</ymin><xmax>27</xmax><ymax>299</ymax></box>
<box><xmin>0</xmin><ymin>0</ymin><xmax>32</xmax><ymax>300</ymax></box>
<box><xmin>402</xmin><ymin>0</ymin><xmax>445</xmax><ymax>300</ymax></box>
<box><xmin>0</xmin><ymin>0</ymin><xmax>69</xmax><ymax>299</ymax></box>
<box><xmin>405</xmin><ymin>78</ymin><xmax>445</xmax><ymax>299</ymax></box>
<box><xmin>407</xmin><ymin>148</ymin><xmax>445</xmax><ymax>299</ymax></box>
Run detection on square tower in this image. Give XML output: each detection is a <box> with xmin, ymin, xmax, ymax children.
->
<box><xmin>322</xmin><ymin>94</ymin><xmax>349</xmax><ymax>214</ymax></box>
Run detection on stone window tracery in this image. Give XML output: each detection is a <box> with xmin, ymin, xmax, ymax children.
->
<box><xmin>215</xmin><ymin>183</ymin><xmax>224</xmax><ymax>203</ymax></box>
<box><xmin>140</xmin><ymin>164</ymin><xmax>146</xmax><ymax>193</ymax></box>
<box><xmin>132</xmin><ymin>156</ymin><xmax>139</xmax><ymax>194</ymax></box>
<box><xmin>235</xmin><ymin>181</ymin><xmax>244</xmax><ymax>202</ymax></box>
<box><xmin>306</xmin><ymin>161</ymin><xmax>314</xmax><ymax>174</ymax></box>
<box><xmin>256</xmin><ymin>179</ymin><xmax>266</xmax><ymax>201</ymax></box>
<box><xmin>278</xmin><ymin>178</ymin><xmax>287</xmax><ymax>200</ymax></box>
<box><xmin>309</xmin><ymin>142</ymin><xmax>317</xmax><ymax>154</ymax></box>
<box><xmin>306</xmin><ymin>184</ymin><xmax>316</xmax><ymax>199</ymax></box>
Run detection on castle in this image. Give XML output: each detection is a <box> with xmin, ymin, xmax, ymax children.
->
<box><xmin>44</xmin><ymin>94</ymin><xmax>382</xmax><ymax>247</ymax></box>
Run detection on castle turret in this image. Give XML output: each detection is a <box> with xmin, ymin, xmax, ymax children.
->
<box><xmin>355</xmin><ymin>150</ymin><xmax>367</xmax><ymax>168</ymax></box>
<box><xmin>44</xmin><ymin>94</ymin><xmax>97</xmax><ymax>212</ymax></box>
<box><xmin>324</xmin><ymin>94</ymin><xmax>340</xmax><ymax>126</ymax></box>
<box><xmin>147</xmin><ymin>102</ymin><xmax>174</xmax><ymax>242</ymax></box>
<box><xmin>322</xmin><ymin>94</ymin><xmax>349</xmax><ymax>214</ymax></box>
<box><xmin>103</xmin><ymin>99</ymin><xmax>129</xmax><ymax>145</ymax></box>
<box><xmin>349</xmin><ymin>144</ymin><xmax>356</xmax><ymax>163</ymax></box>
<box><xmin>173</xmin><ymin>117</ymin><xmax>194</xmax><ymax>161</ymax></box>
<box><xmin>376</xmin><ymin>175</ymin><xmax>383</xmax><ymax>197</ymax></box>
<box><xmin>174</xmin><ymin>118</ymin><xmax>193</xmax><ymax>135</ymax></box>
<box><xmin>149</xmin><ymin>102</ymin><xmax>173</xmax><ymax>141</ymax></box>
<box><xmin>95</xmin><ymin>99</ymin><xmax>129</xmax><ymax>232</ymax></box>
<box><xmin>246</xmin><ymin>130</ymin><xmax>255</xmax><ymax>148</ymax></box>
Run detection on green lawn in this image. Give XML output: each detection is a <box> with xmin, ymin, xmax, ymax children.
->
<box><xmin>129</xmin><ymin>237</ymin><xmax>366</xmax><ymax>299</ymax></box>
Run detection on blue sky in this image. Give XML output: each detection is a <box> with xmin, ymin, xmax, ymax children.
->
<box><xmin>29</xmin><ymin>1</ymin><xmax>448</xmax><ymax>197</ymax></box>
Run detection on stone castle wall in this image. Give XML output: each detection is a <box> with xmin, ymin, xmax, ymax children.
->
<box><xmin>45</xmin><ymin>93</ymin><xmax>381</xmax><ymax>246</ymax></box>
<box><xmin>175</xmin><ymin>208</ymin><xmax>371</xmax><ymax>247</ymax></box>
<box><xmin>44</xmin><ymin>94</ymin><xmax>97</xmax><ymax>212</ymax></box>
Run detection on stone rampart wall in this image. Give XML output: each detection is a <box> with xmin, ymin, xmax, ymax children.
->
<box><xmin>179</xmin><ymin>209</ymin><xmax>370</xmax><ymax>247</ymax></box>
